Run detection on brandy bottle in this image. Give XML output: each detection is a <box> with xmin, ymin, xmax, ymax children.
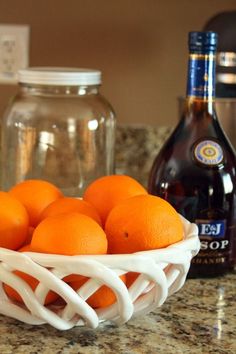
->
<box><xmin>148</xmin><ymin>32</ymin><xmax>236</xmax><ymax>277</ymax></box>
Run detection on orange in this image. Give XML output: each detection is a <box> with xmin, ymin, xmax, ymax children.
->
<box><xmin>83</xmin><ymin>175</ymin><xmax>147</xmax><ymax>226</ymax></box>
<box><xmin>0</xmin><ymin>191</ymin><xmax>29</xmax><ymax>250</ymax></box>
<box><xmin>105</xmin><ymin>194</ymin><xmax>184</xmax><ymax>254</ymax></box>
<box><xmin>69</xmin><ymin>274</ymin><xmax>126</xmax><ymax>308</ymax></box>
<box><xmin>18</xmin><ymin>244</ymin><xmax>33</xmax><ymax>252</ymax></box>
<box><xmin>126</xmin><ymin>272</ymin><xmax>140</xmax><ymax>287</ymax></box>
<box><xmin>31</xmin><ymin>212</ymin><xmax>108</xmax><ymax>255</ymax></box>
<box><xmin>9</xmin><ymin>179</ymin><xmax>63</xmax><ymax>227</ymax></box>
<box><xmin>39</xmin><ymin>197</ymin><xmax>102</xmax><ymax>226</ymax></box>
<box><xmin>22</xmin><ymin>226</ymin><xmax>35</xmax><ymax>246</ymax></box>
<box><xmin>4</xmin><ymin>245</ymin><xmax>58</xmax><ymax>305</ymax></box>
<box><xmin>3</xmin><ymin>270</ymin><xmax>59</xmax><ymax>305</ymax></box>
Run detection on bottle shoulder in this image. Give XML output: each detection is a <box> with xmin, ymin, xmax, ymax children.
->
<box><xmin>149</xmin><ymin>118</ymin><xmax>236</xmax><ymax>182</ymax></box>
<box><xmin>157</xmin><ymin>113</ymin><xmax>236</xmax><ymax>153</ymax></box>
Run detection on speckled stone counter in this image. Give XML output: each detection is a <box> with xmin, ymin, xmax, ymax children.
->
<box><xmin>0</xmin><ymin>271</ymin><xmax>235</xmax><ymax>354</ymax></box>
<box><xmin>115</xmin><ymin>124</ymin><xmax>173</xmax><ymax>188</ymax></box>
<box><xmin>0</xmin><ymin>124</ymin><xmax>235</xmax><ymax>354</ymax></box>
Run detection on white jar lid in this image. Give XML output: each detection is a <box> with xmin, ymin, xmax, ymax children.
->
<box><xmin>18</xmin><ymin>67</ymin><xmax>102</xmax><ymax>86</ymax></box>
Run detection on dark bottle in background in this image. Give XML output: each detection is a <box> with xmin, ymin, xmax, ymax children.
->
<box><xmin>148</xmin><ymin>32</ymin><xmax>236</xmax><ymax>277</ymax></box>
<box><xmin>203</xmin><ymin>11</ymin><xmax>236</xmax><ymax>98</ymax></box>
<box><xmin>203</xmin><ymin>11</ymin><xmax>236</xmax><ymax>151</ymax></box>
<box><xmin>215</xmin><ymin>52</ymin><xmax>236</xmax><ymax>98</ymax></box>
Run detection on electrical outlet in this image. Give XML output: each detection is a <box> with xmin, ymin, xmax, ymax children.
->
<box><xmin>0</xmin><ymin>24</ymin><xmax>30</xmax><ymax>84</ymax></box>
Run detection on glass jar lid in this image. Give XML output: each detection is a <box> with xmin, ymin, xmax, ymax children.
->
<box><xmin>18</xmin><ymin>67</ymin><xmax>102</xmax><ymax>86</ymax></box>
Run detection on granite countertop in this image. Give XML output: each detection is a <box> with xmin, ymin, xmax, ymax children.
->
<box><xmin>0</xmin><ymin>125</ymin><xmax>235</xmax><ymax>353</ymax></box>
<box><xmin>0</xmin><ymin>271</ymin><xmax>235</xmax><ymax>354</ymax></box>
<box><xmin>115</xmin><ymin>124</ymin><xmax>173</xmax><ymax>188</ymax></box>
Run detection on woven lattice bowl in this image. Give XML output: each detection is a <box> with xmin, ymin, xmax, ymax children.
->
<box><xmin>0</xmin><ymin>216</ymin><xmax>199</xmax><ymax>330</ymax></box>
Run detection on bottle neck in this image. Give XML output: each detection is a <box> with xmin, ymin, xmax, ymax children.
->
<box><xmin>186</xmin><ymin>52</ymin><xmax>216</xmax><ymax>113</ymax></box>
<box><xmin>184</xmin><ymin>98</ymin><xmax>215</xmax><ymax>115</ymax></box>
<box><xmin>19</xmin><ymin>83</ymin><xmax>100</xmax><ymax>97</ymax></box>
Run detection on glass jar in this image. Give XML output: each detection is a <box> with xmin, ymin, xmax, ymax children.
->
<box><xmin>1</xmin><ymin>67</ymin><xmax>116</xmax><ymax>196</ymax></box>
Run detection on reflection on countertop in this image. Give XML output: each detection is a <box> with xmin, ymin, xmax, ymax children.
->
<box><xmin>0</xmin><ymin>271</ymin><xmax>235</xmax><ymax>354</ymax></box>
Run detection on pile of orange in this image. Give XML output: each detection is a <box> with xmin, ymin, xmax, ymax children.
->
<box><xmin>0</xmin><ymin>175</ymin><xmax>184</xmax><ymax>309</ymax></box>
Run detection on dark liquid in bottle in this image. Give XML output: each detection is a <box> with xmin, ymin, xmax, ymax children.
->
<box><xmin>148</xmin><ymin>105</ymin><xmax>236</xmax><ymax>277</ymax></box>
<box><xmin>149</xmin><ymin>32</ymin><xmax>236</xmax><ymax>277</ymax></box>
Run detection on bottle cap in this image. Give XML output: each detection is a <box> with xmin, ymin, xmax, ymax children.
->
<box><xmin>18</xmin><ymin>67</ymin><xmax>102</xmax><ymax>86</ymax></box>
<box><xmin>188</xmin><ymin>31</ymin><xmax>218</xmax><ymax>53</ymax></box>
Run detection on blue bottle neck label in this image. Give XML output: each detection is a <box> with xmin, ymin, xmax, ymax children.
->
<box><xmin>187</xmin><ymin>53</ymin><xmax>216</xmax><ymax>100</ymax></box>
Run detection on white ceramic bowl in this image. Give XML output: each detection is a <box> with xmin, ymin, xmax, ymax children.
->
<box><xmin>0</xmin><ymin>216</ymin><xmax>199</xmax><ymax>330</ymax></box>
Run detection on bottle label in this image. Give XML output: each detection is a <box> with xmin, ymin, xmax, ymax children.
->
<box><xmin>193</xmin><ymin>139</ymin><xmax>224</xmax><ymax>166</ymax></box>
<box><xmin>197</xmin><ymin>220</ymin><xmax>226</xmax><ymax>238</ymax></box>
<box><xmin>187</xmin><ymin>53</ymin><xmax>215</xmax><ymax>99</ymax></box>
<box><xmin>193</xmin><ymin>219</ymin><xmax>230</xmax><ymax>265</ymax></box>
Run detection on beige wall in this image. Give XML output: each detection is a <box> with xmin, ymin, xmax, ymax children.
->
<box><xmin>0</xmin><ymin>0</ymin><xmax>236</xmax><ymax>126</ymax></box>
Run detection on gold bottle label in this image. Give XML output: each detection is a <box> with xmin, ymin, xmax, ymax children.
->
<box><xmin>193</xmin><ymin>139</ymin><xmax>224</xmax><ymax>166</ymax></box>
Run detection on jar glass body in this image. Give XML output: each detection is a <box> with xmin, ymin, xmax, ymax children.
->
<box><xmin>1</xmin><ymin>83</ymin><xmax>116</xmax><ymax>196</ymax></box>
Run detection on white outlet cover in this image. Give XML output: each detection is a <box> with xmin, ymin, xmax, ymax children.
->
<box><xmin>0</xmin><ymin>24</ymin><xmax>30</xmax><ymax>84</ymax></box>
